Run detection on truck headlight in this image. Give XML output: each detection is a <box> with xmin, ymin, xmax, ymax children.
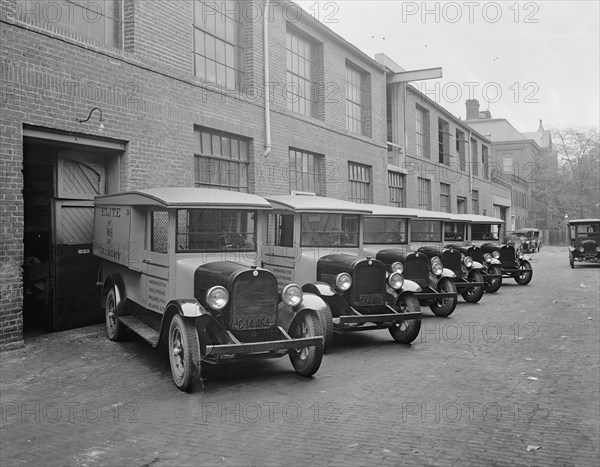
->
<box><xmin>388</xmin><ymin>272</ymin><xmax>404</xmax><ymax>290</ymax></box>
<box><xmin>579</xmin><ymin>246</ymin><xmax>585</xmax><ymax>252</ymax></box>
<box><xmin>335</xmin><ymin>273</ymin><xmax>352</xmax><ymax>291</ymax></box>
<box><xmin>517</xmin><ymin>251</ymin><xmax>524</xmax><ymax>259</ymax></box>
<box><xmin>492</xmin><ymin>251</ymin><xmax>500</xmax><ymax>259</ymax></box>
<box><xmin>596</xmin><ymin>246</ymin><xmax>600</xmax><ymax>252</ymax></box>
<box><xmin>391</xmin><ymin>261</ymin><xmax>404</xmax><ymax>274</ymax></box>
<box><xmin>206</xmin><ymin>286</ymin><xmax>229</xmax><ymax>310</ymax></box>
<box><xmin>282</xmin><ymin>284</ymin><xmax>303</xmax><ymax>307</ymax></box>
<box><xmin>483</xmin><ymin>253</ymin><xmax>492</xmax><ymax>263</ymax></box>
<box><xmin>432</xmin><ymin>261</ymin><xmax>443</xmax><ymax>276</ymax></box>
<box><xmin>431</xmin><ymin>256</ymin><xmax>441</xmax><ymax>266</ymax></box>
<box><xmin>463</xmin><ymin>256</ymin><xmax>473</xmax><ymax>268</ymax></box>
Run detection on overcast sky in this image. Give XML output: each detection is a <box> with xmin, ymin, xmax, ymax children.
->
<box><xmin>297</xmin><ymin>0</ymin><xmax>600</xmax><ymax>133</ymax></box>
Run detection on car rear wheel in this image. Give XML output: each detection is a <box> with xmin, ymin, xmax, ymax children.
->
<box><xmin>289</xmin><ymin>311</ymin><xmax>324</xmax><ymax>377</ymax></box>
<box><xmin>429</xmin><ymin>278</ymin><xmax>457</xmax><ymax>317</ymax></box>
<box><xmin>389</xmin><ymin>293</ymin><xmax>421</xmax><ymax>344</ymax></box>
<box><xmin>105</xmin><ymin>287</ymin><xmax>127</xmax><ymax>341</ymax></box>
<box><xmin>514</xmin><ymin>261</ymin><xmax>533</xmax><ymax>285</ymax></box>
<box><xmin>462</xmin><ymin>270</ymin><xmax>485</xmax><ymax>303</ymax></box>
<box><xmin>484</xmin><ymin>265</ymin><xmax>502</xmax><ymax>293</ymax></box>
<box><xmin>168</xmin><ymin>314</ymin><xmax>200</xmax><ymax>392</ymax></box>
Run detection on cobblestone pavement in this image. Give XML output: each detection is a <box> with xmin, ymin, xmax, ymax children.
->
<box><xmin>1</xmin><ymin>246</ymin><xmax>599</xmax><ymax>467</ymax></box>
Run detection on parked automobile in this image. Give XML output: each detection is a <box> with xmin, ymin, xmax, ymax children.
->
<box><xmin>261</xmin><ymin>194</ymin><xmax>422</xmax><ymax>349</ymax></box>
<box><xmin>480</xmin><ymin>242</ymin><xmax>533</xmax><ymax>285</ymax></box>
<box><xmin>416</xmin><ymin>246</ymin><xmax>486</xmax><ymax>303</ymax></box>
<box><xmin>513</xmin><ymin>228</ymin><xmax>542</xmax><ymax>253</ymax></box>
<box><xmin>567</xmin><ymin>218</ymin><xmax>600</xmax><ymax>268</ymax></box>
<box><xmin>361</xmin><ymin>205</ymin><xmax>458</xmax><ymax>317</ymax></box>
<box><xmin>93</xmin><ymin>188</ymin><xmax>325</xmax><ymax>392</ymax></box>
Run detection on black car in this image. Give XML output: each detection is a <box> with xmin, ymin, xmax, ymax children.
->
<box><xmin>480</xmin><ymin>243</ymin><xmax>533</xmax><ymax>285</ymax></box>
<box><xmin>445</xmin><ymin>244</ymin><xmax>503</xmax><ymax>293</ymax></box>
<box><xmin>567</xmin><ymin>219</ymin><xmax>600</xmax><ymax>268</ymax></box>
<box><xmin>376</xmin><ymin>249</ymin><xmax>458</xmax><ymax>317</ymax></box>
<box><xmin>417</xmin><ymin>246</ymin><xmax>485</xmax><ymax>303</ymax></box>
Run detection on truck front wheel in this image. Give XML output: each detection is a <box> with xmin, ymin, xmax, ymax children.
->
<box><xmin>389</xmin><ymin>293</ymin><xmax>421</xmax><ymax>344</ymax></box>
<box><xmin>168</xmin><ymin>314</ymin><xmax>200</xmax><ymax>392</ymax></box>
<box><xmin>289</xmin><ymin>311</ymin><xmax>324</xmax><ymax>377</ymax></box>
<box><xmin>105</xmin><ymin>287</ymin><xmax>127</xmax><ymax>341</ymax></box>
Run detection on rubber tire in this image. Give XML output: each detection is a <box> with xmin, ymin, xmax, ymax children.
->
<box><xmin>168</xmin><ymin>314</ymin><xmax>200</xmax><ymax>392</ymax></box>
<box><xmin>318</xmin><ymin>304</ymin><xmax>334</xmax><ymax>352</ymax></box>
<box><xmin>429</xmin><ymin>278</ymin><xmax>458</xmax><ymax>317</ymax></box>
<box><xmin>484</xmin><ymin>265</ymin><xmax>503</xmax><ymax>293</ymax></box>
<box><xmin>289</xmin><ymin>311</ymin><xmax>324</xmax><ymax>377</ymax></box>
<box><xmin>569</xmin><ymin>252</ymin><xmax>575</xmax><ymax>269</ymax></box>
<box><xmin>514</xmin><ymin>261</ymin><xmax>533</xmax><ymax>285</ymax></box>
<box><xmin>389</xmin><ymin>293</ymin><xmax>421</xmax><ymax>344</ymax></box>
<box><xmin>105</xmin><ymin>287</ymin><xmax>127</xmax><ymax>341</ymax></box>
<box><xmin>461</xmin><ymin>270</ymin><xmax>485</xmax><ymax>303</ymax></box>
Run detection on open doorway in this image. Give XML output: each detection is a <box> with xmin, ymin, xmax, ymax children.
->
<box><xmin>23</xmin><ymin>134</ymin><xmax>121</xmax><ymax>335</ymax></box>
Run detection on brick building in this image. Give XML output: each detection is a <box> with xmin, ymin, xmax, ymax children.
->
<box><xmin>378</xmin><ymin>55</ymin><xmax>512</xmax><ymax>220</ymax></box>
<box><xmin>0</xmin><ymin>0</ymin><xmax>389</xmax><ymax>348</ymax></box>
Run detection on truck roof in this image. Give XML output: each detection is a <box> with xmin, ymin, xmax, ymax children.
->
<box><xmin>567</xmin><ymin>219</ymin><xmax>600</xmax><ymax>225</ymax></box>
<box><xmin>266</xmin><ymin>195</ymin><xmax>372</xmax><ymax>214</ymax></box>
<box><xmin>449</xmin><ymin>213</ymin><xmax>505</xmax><ymax>224</ymax></box>
<box><xmin>94</xmin><ymin>188</ymin><xmax>272</xmax><ymax>209</ymax></box>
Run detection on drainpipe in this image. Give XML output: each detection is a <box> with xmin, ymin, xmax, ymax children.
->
<box><xmin>263</xmin><ymin>0</ymin><xmax>272</xmax><ymax>157</ymax></box>
<box><xmin>467</xmin><ymin>130</ymin><xmax>473</xmax><ymax>193</ymax></box>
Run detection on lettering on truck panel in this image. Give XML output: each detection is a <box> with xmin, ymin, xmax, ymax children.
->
<box><xmin>93</xmin><ymin>206</ymin><xmax>131</xmax><ymax>267</ymax></box>
<box><xmin>268</xmin><ymin>266</ymin><xmax>293</xmax><ymax>291</ymax></box>
<box><xmin>147</xmin><ymin>278</ymin><xmax>168</xmax><ymax>312</ymax></box>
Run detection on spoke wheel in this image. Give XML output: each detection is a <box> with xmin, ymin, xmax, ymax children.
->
<box><xmin>389</xmin><ymin>293</ymin><xmax>421</xmax><ymax>344</ymax></box>
<box><xmin>484</xmin><ymin>265</ymin><xmax>502</xmax><ymax>293</ymax></box>
<box><xmin>105</xmin><ymin>287</ymin><xmax>127</xmax><ymax>341</ymax></box>
<box><xmin>461</xmin><ymin>270</ymin><xmax>485</xmax><ymax>303</ymax></box>
<box><xmin>514</xmin><ymin>261</ymin><xmax>533</xmax><ymax>285</ymax></box>
<box><xmin>168</xmin><ymin>314</ymin><xmax>200</xmax><ymax>392</ymax></box>
<box><xmin>429</xmin><ymin>278</ymin><xmax>457</xmax><ymax>317</ymax></box>
<box><xmin>289</xmin><ymin>311</ymin><xmax>324</xmax><ymax>377</ymax></box>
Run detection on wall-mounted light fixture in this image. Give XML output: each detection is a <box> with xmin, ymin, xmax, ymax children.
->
<box><xmin>77</xmin><ymin>107</ymin><xmax>105</xmax><ymax>132</ymax></box>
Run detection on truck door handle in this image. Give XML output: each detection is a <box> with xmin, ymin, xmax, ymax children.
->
<box><xmin>142</xmin><ymin>258</ymin><xmax>151</xmax><ymax>264</ymax></box>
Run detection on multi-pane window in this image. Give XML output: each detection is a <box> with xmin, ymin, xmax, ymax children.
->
<box><xmin>193</xmin><ymin>0</ymin><xmax>243</xmax><ymax>90</ymax></box>
<box><xmin>456</xmin><ymin>129</ymin><xmax>466</xmax><ymax>171</ymax></box>
<box><xmin>482</xmin><ymin>145</ymin><xmax>489</xmax><ymax>179</ymax></box>
<box><xmin>438</xmin><ymin>118</ymin><xmax>449</xmax><ymax>164</ymax></box>
<box><xmin>503</xmin><ymin>155</ymin><xmax>514</xmax><ymax>174</ymax></box>
<box><xmin>17</xmin><ymin>0</ymin><xmax>123</xmax><ymax>48</ymax></box>
<box><xmin>416</xmin><ymin>106</ymin><xmax>429</xmax><ymax>158</ymax></box>
<box><xmin>386</xmin><ymin>85</ymin><xmax>393</xmax><ymax>144</ymax></box>
<box><xmin>471</xmin><ymin>190</ymin><xmax>479</xmax><ymax>214</ymax></box>
<box><xmin>194</xmin><ymin>127</ymin><xmax>250</xmax><ymax>192</ymax></box>
<box><xmin>440</xmin><ymin>183</ymin><xmax>451</xmax><ymax>213</ymax></box>
<box><xmin>457</xmin><ymin>196</ymin><xmax>467</xmax><ymax>214</ymax></box>
<box><xmin>286</xmin><ymin>27</ymin><xmax>318</xmax><ymax>117</ymax></box>
<box><xmin>388</xmin><ymin>171</ymin><xmax>406</xmax><ymax>207</ymax></box>
<box><xmin>348</xmin><ymin>162</ymin><xmax>372</xmax><ymax>203</ymax></box>
<box><xmin>150</xmin><ymin>211</ymin><xmax>169</xmax><ymax>254</ymax></box>
<box><xmin>346</xmin><ymin>64</ymin><xmax>365</xmax><ymax>135</ymax></box>
<box><xmin>471</xmin><ymin>139</ymin><xmax>479</xmax><ymax>176</ymax></box>
<box><xmin>289</xmin><ymin>148</ymin><xmax>323</xmax><ymax>195</ymax></box>
<box><xmin>418</xmin><ymin>177</ymin><xmax>432</xmax><ymax>210</ymax></box>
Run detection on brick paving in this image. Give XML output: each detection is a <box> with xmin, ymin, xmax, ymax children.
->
<box><xmin>1</xmin><ymin>246</ymin><xmax>599</xmax><ymax>466</ymax></box>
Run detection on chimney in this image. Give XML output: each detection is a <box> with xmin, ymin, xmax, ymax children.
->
<box><xmin>466</xmin><ymin>99</ymin><xmax>480</xmax><ymax>120</ymax></box>
<box><xmin>479</xmin><ymin>110</ymin><xmax>492</xmax><ymax>119</ymax></box>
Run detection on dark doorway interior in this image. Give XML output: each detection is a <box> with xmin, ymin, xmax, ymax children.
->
<box><xmin>23</xmin><ymin>139</ymin><xmax>120</xmax><ymax>334</ymax></box>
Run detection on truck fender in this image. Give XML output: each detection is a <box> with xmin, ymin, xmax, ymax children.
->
<box><xmin>158</xmin><ymin>299</ymin><xmax>213</xmax><ymax>347</ymax></box>
<box><xmin>442</xmin><ymin>268</ymin><xmax>456</xmax><ymax>278</ymax></box>
<box><xmin>279</xmin><ymin>293</ymin><xmax>329</xmax><ymax>332</ymax></box>
<box><xmin>401</xmin><ymin>279</ymin><xmax>422</xmax><ymax>293</ymax></box>
<box><xmin>471</xmin><ymin>261</ymin><xmax>484</xmax><ymax>270</ymax></box>
<box><xmin>101</xmin><ymin>274</ymin><xmax>126</xmax><ymax>312</ymax></box>
<box><xmin>302</xmin><ymin>282</ymin><xmax>337</xmax><ymax>297</ymax></box>
<box><xmin>490</xmin><ymin>258</ymin><xmax>501</xmax><ymax>265</ymax></box>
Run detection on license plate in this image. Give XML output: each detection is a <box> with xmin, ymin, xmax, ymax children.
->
<box><xmin>233</xmin><ymin>315</ymin><xmax>274</xmax><ymax>330</ymax></box>
<box><xmin>358</xmin><ymin>294</ymin><xmax>384</xmax><ymax>306</ymax></box>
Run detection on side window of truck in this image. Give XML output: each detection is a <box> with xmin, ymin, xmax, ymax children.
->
<box><xmin>149</xmin><ymin>211</ymin><xmax>169</xmax><ymax>253</ymax></box>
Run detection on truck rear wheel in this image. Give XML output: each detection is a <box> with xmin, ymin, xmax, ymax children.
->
<box><xmin>389</xmin><ymin>293</ymin><xmax>421</xmax><ymax>344</ymax></box>
<box><xmin>289</xmin><ymin>311</ymin><xmax>324</xmax><ymax>377</ymax></box>
<box><xmin>168</xmin><ymin>314</ymin><xmax>200</xmax><ymax>392</ymax></box>
<box><xmin>105</xmin><ymin>287</ymin><xmax>127</xmax><ymax>341</ymax></box>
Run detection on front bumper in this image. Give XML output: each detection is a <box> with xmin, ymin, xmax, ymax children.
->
<box><xmin>453</xmin><ymin>278</ymin><xmax>484</xmax><ymax>290</ymax></box>
<box><xmin>333</xmin><ymin>304</ymin><xmax>421</xmax><ymax>332</ymax></box>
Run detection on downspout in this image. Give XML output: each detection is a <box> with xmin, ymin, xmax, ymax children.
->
<box><xmin>263</xmin><ymin>0</ymin><xmax>272</xmax><ymax>157</ymax></box>
<box><xmin>467</xmin><ymin>129</ymin><xmax>473</xmax><ymax>193</ymax></box>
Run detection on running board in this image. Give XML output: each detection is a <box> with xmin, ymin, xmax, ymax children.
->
<box><xmin>118</xmin><ymin>316</ymin><xmax>160</xmax><ymax>346</ymax></box>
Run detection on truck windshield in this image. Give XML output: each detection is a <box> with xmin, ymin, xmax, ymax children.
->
<box><xmin>472</xmin><ymin>224</ymin><xmax>500</xmax><ymax>241</ymax></box>
<box><xmin>177</xmin><ymin>209</ymin><xmax>256</xmax><ymax>252</ymax></box>
<box><xmin>363</xmin><ymin>217</ymin><xmax>407</xmax><ymax>244</ymax></box>
<box><xmin>571</xmin><ymin>224</ymin><xmax>600</xmax><ymax>240</ymax></box>
<box><xmin>444</xmin><ymin>222</ymin><xmax>466</xmax><ymax>241</ymax></box>
<box><xmin>300</xmin><ymin>213</ymin><xmax>359</xmax><ymax>247</ymax></box>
